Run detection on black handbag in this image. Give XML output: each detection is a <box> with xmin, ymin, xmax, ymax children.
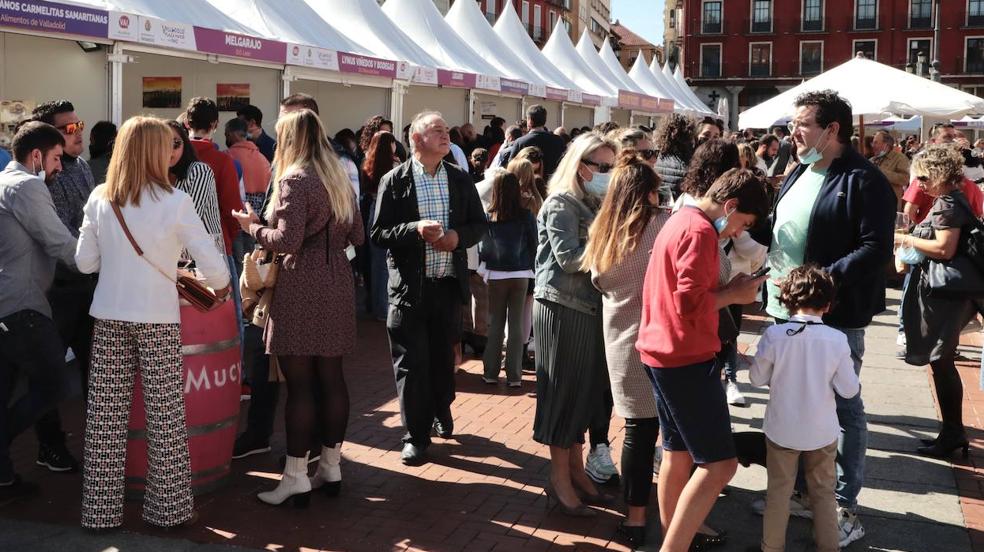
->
<box><xmin>923</xmin><ymin>193</ymin><xmax>984</xmax><ymax>298</ymax></box>
<box><xmin>718</xmin><ymin>307</ymin><xmax>740</xmax><ymax>343</ymax></box>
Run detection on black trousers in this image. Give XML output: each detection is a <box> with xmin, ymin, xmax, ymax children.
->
<box><xmin>242</xmin><ymin>324</ymin><xmax>280</xmax><ymax>440</ymax></box>
<box><xmin>387</xmin><ymin>279</ymin><xmax>462</xmax><ymax>447</ymax></box>
<box><xmin>930</xmin><ymin>357</ymin><xmax>964</xmax><ymax>437</ymax></box>
<box><xmin>35</xmin><ymin>279</ymin><xmax>96</xmax><ymax>446</ymax></box>
<box><xmin>621</xmin><ymin>417</ymin><xmax>660</xmax><ymax>507</ymax></box>
<box><xmin>589</xmin><ymin>385</ymin><xmax>614</xmax><ymax>447</ymax></box>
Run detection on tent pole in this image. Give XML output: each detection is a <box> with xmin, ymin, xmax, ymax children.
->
<box><xmin>859</xmin><ymin>115</ymin><xmax>865</xmax><ymax>150</ymax></box>
<box><xmin>107</xmin><ymin>43</ymin><xmax>127</xmax><ymax>126</ymax></box>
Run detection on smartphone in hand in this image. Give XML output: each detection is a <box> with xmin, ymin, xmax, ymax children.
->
<box><xmin>750</xmin><ymin>265</ymin><xmax>772</xmax><ymax>279</ymax></box>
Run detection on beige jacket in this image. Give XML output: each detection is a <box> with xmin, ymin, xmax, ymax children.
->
<box><xmin>872</xmin><ymin>149</ymin><xmax>910</xmax><ymax>203</ymax></box>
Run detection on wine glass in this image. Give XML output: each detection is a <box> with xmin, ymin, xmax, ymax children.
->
<box><xmin>895</xmin><ymin>212</ymin><xmax>911</xmax><ymax>232</ymax></box>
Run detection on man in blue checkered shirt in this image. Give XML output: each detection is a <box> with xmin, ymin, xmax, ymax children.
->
<box><xmin>371</xmin><ymin>111</ymin><xmax>488</xmax><ymax>466</ymax></box>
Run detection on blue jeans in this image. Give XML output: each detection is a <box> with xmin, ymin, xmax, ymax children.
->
<box><xmin>831</xmin><ymin>326</ymin><xmax>867</xmax><ymax>510</ymax></box>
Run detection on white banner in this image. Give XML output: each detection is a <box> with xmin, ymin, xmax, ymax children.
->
<box><xmin>286</xmin><ymin>43</ymin><xmax>339</xmax><ymax>72</ymax></box>
<box><xmin>109</xmin><ymin>11</ymin><xmax>195</xmax><ymax>51</ymax></box>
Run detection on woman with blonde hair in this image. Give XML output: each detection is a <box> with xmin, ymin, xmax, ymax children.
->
<box><xmin>533</xmin><ymin>131</ymin><xmax>617</xmax><ymax>516</ymax></box>
<box><xmin>583</xmin><ymin>149</ymin><xmax>669</xmax><ymax>547</ymax></box>
<box><xmin>737</xmin><ymin>142</ymin><xmax>758</xmax><ymax>171</ymax></box>
<box><xmin>76</xmin><ymin>116</ymin><xmax>231</xmax><ymax>530</ymax></box>
<box><xmin>233</xmin><ymin>109</ymin><xmax>364</xmax><ymax>506</ymax></box>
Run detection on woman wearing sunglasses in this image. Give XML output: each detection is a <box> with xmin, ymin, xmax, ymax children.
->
<box><xmin>532</xmin><ymin>132</ymin><xmax>617</xmax><ymax>517</ymax></box>
<box><xmin>611</xmin><ymin>128</ymin><xmax>659</xmax><ymax>168</ymax></box>
<box><xmin>167</xmin><ymin>121</ymin><xmax>224</xmax><ymax>254</ymax></box>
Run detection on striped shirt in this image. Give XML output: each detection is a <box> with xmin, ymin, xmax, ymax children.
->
<box><xmin>174</xmin><ymin>161</ymin><xmax>224</xmax><ymax>254</ymax></box>
<box><xmin>412</xmin><ymin>158</ymin><xmax>454</xmax><ymax>278</ymax></box>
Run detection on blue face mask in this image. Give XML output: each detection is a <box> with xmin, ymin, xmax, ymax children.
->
<box><xmin>799</xmin><ymin>127</ymin><xmax>830</xmax><ymax>165</ymax></box>
<box><xmin>896</xmin><ymin>245</ymin><xmax>925</xmax><ymax>265</ymax></box>
<box><xmin>584</xmin><ymin>171</ymin><xmax>611</xmax><ymax>197</ymax></box>
<box><xmin>713</xmin><ymin>206</ymin><xmax>736</xmax><ymax>234</ymax></box>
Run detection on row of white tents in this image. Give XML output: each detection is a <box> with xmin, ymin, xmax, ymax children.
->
<box><xmin>0</xmin><ymin>0</ymin><xmax>718</xmax><ymax>149</ymax></box>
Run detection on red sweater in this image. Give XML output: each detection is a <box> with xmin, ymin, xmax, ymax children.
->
<box><xmin>191</xmin><ymin>139</ymin><xmax>244</xmax><ymax>254</ymax></box>
<box><xmin>636</xmin><ymin>207</ymin><xmax>721</xmax><ymax>368</ymax></box>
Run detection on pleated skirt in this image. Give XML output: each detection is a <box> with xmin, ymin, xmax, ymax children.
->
<box><xmin>532</xmin><ymin>298</ymin><xmax>607</xmax><ymax>448</ymax></box>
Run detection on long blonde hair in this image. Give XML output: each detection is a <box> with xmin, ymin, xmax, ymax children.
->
<box><xmin>266</xmin><ymin>109</ymin><xmax>355</xmax><ymax>224</ymax></box>
<box><xmin>547</xmin><ymin>132</ymin><xmax>616</xmax><ymax>199</ymax></box>
<box><xmin>582</xmin><ymin>150</ymin><xmax>663</xmax><ymax>275</ymax></box>
<box><xmin>506</xmin><ymin>158</ymin><xmax>543</xmax><ymax>214</ymax></box>
<box><xmin>104</xmin><ymin>116</ymin><xmax>173</xmax><ymax>207</ymax></box>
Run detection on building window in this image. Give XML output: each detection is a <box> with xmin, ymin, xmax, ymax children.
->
<box><xmin>803</xmin><ymin>0</ymin><xmax>823</xmax><ymax>31</ymax></box>
<box><xmin>750</xmin><ymin>43</ymin><xmax>772</xmax><ymax>76</ymax></box>
<box><xmin>485</xmin><ymin>0</ymin><xmax>497</xmax><ymax>25</ymax></box>
<box><xmin>910</xmin><ymin>0</ymin><xmax>932</xmax><ymax>28</ymax></box>
<box><xmin>751</xmin><ymin>0</ymin><xmax>772</xmax><ymax>32</ymax></box>
<box><xmin>521</xmin><ymin>0</ymin><xmax>529</xmax><ymax>26</ymax></box>
<box><xmin>908</xmin><ymin>38</ymin><xmax>931</xmax><ymax>66</ymax></box>
<box><xmin>533</xmin><ymin>5</ymin><xmax>542</xmax><ymax>39</ymax></box>
<box><xmin>702</xmin><ymin>1</ymin><xmax>722</xmax><ymax>34</ymax></box>
<box><xmin>971</xmin><ymin>0</ymin><xmax>984</xmax><ymax>26</ymax></box>
<box><xmin>669</xmin><ymin>9</ymin><xmax>677</xmax><ymax>29</ymax></box>
<box><xmin>855</xmin><ymin>0</ymin><xmax>877</xmax><ymax>30</ymax></box>
<box><xmin>701</xmin><ymin>43</ymin><xmax>722</xmax><ymax>77</ymax></box>
<box><xmin>854</xmin><ymin>39</ymin><xmax>877</xmax><ymax>61</ymax></box>
<box><xmin>967</xmin><ymin>38</ymin><xmax>984</xmax><ymax>73</ymax></box>
<box><xmin>801</xmin><ymin>41</ymin><xmax>823</xmax><ymax>75</ymax></box>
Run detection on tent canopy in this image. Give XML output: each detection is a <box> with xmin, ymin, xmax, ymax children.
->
<box><xmin>541</xmin><ymin>21</ymin><xmax>614</xmax><ymax>98</ymax></box>
<box><xmin>88</xmin><ymin>0</ymin><xmax>256</xmax><ymax>34</ymax></box>
<box><xmin>628</xmin><ymin>52</ymin><xmax>673</xmax><ymax>102</ymax></box>
<box><xmin>302</xmin><ymin>0</ymin><xmax>439</xmax><ymax>70</ymax></box>
<box><xmin>739</xmin><ymin>56</ymin><xmax>984</xmax><ymax>129</ymax></box>
<box><xmin>573</xmin><ymin>31</ymin><xmax>626</xmax><ymax>96</ymax></box>
<box><xmin>659</xmin><ymin>60</ymin><xmax>710</xmax><ymax>114</ymax></box>
<box><xmin>206</xmin><ymin>0</ymin><xmax>368</xmax><ymax>54</ymax></box>
<box><xmin>647</xmin><ymin>57</ymin><xmax>706</xmax><ymax>114</ymax></box>
<box><xmin>597</xmin><ymin>39</ymin><xmax>646</xmax><ymax>94</ymax></box>
<box><xmin>443</xmin><ymin>0</ymin><xmax>544</xmax><ymax>87</ymax></box>
<box><xmin>492</xmin><ymin>2</ymin><xmax>578</xmax><ymax>92</ymax></box>
<box><xmin>673</xmin><ymin>65</ymin><xmax>714</xmax><ymax>114</ymax></box>
<box><xmin>381</xmin><ymin>0</ymin><xmax>499</xmax><ymax>76</ymax></box>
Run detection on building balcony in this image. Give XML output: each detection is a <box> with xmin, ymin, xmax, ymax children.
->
<box><xmin>545</xmin><ymin>0</ymin><xmax>571</xmax><ymax>11</ymax></box>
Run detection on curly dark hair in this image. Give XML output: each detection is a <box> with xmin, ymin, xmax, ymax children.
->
<box><xmin>359</xmin><ymin>114</ymin><xmax>394</xmax><ymax>153</ymax></box>
<box><xmin>794</xmin><ymin>89</ymin><xmax>853</xmax><ymax>145</ymax></box>
<box><xmin>31</xmin><ymin>100</ymin><xmax>75</xmax><ymax>125</ymax></box>
<box><xmin>680</xmin><ymin>138</ymin><xmax>740</xmax><ymax>198</ymax></box>
<box><xmin>778</xmin><ymin>264</ymin><xmax>837</xmax><ymax>313</ymax></box>
<box><xmin>653</xmin><ymin>113</ymin><xmax>696</xmax><ymax>161</ymax></box>
<box><xmin>185</xmin><ymin>97</ymin><xmax>219</xmax><ymax>132</ymax></box>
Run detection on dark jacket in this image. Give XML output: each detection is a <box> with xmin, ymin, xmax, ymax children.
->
<box><xmin>479</xmin><ymin>211</ymin><xmax>537</xmax><ymax>272</ymax></box>
<box><xmin>370</xmin><ymin>159</ymin><xmax>487</xmax><ymax>307</ymax></box>
<box><xmin>499</xmin><ymin>128</ymin><xmax>566</xmax><ymax>178</ymax></box>
<box><xmin>654</xmin><ymin>154</ymin><xmax>688</xmax><ymax>196</ymax></box>
<box><xmin>253</xmin><ymin>129</ymin><xmax>276</xmax><ymax>163</ymax></box>
<box><xmin>753</xmin><ymin>146</ymin><xmax>896</xmax><ymax>328</ymax></box>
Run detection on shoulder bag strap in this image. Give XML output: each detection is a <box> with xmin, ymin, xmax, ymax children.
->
<box><xmin>110</xmin><ymin>202</ymin><xmax>177</xmax><ymax>284</ymax></box>
<box><xmin>952</xmin><ymin>192</ymin><xmax>984</xmax><ymax>233</ymax></box>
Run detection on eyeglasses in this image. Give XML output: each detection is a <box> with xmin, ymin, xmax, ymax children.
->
<box><xmin>639</xmin><ymin>149</ymin><xmax>658</xmax><ymax>160</ymax></box>
<box><xmin>56</xmin><ymin>121</ymin><xmax>85</xmax><ymax>135</ymax></box>
<box><xmin>172</xmin><ymin>138</ymin><xmax>183</xmax><ymax>150</ymax></box>
<box><xmin>583</xmin><ymin>159</ymin><xmax>614</xmax><ymax>173</ymax></box>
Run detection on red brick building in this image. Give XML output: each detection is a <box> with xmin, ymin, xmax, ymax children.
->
<box><xmin>672</xmin><ymin>0</ymin><xmax>984</xmax><ymax>126</ymax></box>
<box><xmin>472</xmin><ymin>0</ymin><xmax>573</xmax><ymax>46</ymax></box>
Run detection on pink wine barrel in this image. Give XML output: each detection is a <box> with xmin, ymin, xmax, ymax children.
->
<box><xmin>125</xmin><ymin>299</ymin><xmax>242</xmax><ymax>498</ymax></box>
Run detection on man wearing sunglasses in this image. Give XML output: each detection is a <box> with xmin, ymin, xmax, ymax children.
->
<box><xmin>497</xmin><ymin>105</ymin><xmax>565</xmax><ymax>179</ymax></box>
<box><xmin>28</xmin><ymin>99</ymin><xmax>97</xmax><ymax>475</ymax></box>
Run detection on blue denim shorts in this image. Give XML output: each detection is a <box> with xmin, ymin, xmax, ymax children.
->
<box><xmin>646</xmin><ymin>359</ymin><xmax>736</xmax><ymax>465</ymax></box>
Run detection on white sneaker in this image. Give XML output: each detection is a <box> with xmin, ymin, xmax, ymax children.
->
<box><xmin>585</xmin><ymin>443</ymin><xmax>619</xmax><ymax>483</ymax></box>
<box><xmin>750</xmin><ymin>491</ymin><xmax>814</xmax><ymax>519</ymax></box>
<box><xmin>725</xmin><ymin>380</ymin><xmax>746</xmax><ymax>406</ymax></box>
<box><xmin>896</xmin><ymin>333</ymin><xmax>906</xmax><ymax>347</ymax></box>
<box><xmin>838</xmin><ymin>507</ymin><xmax>865</xmax><ymax>547</ymax></box>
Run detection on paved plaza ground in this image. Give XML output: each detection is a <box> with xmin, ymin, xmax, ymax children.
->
<box><xmin>0</xmin><ymin>289</ymin><xmax>981</xmax><ymax>551</ymax></box>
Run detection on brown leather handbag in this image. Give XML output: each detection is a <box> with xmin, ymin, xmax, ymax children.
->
<box><xmin>111</xmin><ymin>202</ymin><xmax>225</xmax><ymax>312</ymax></box>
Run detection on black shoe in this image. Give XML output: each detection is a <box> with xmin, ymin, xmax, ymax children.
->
<box><xmin>462</xmin><ymin>332</ymin><xmax>486</xmax><ymax>356</ymax></box>
<box><xmin>434</xmin><ymin>407</ymin><xmax>453</xmax><ymax>438</ymax></box>
<box><xmin>36</xmin><ymin>443</ymin><xmax>78</xmax><ymax>473</ymax></box>
<box><xmin>401</xmin><ymin>443</ymin><xmax>427</xmax><ymax>465</ymax></box>
<box><xmin>917</xmin><ymin>435</ymin><xmax>970</xmax><ymax>459</ymax></box>
<box><xmin>692</xmin><ymin>530</ymin><xmax>728</xmax><ymax>549</ymax></box>
<box><xmin>615</xmin><ymin>521</ymin><xmax>646</xmax><ymax>548</ymax></box>
<box><xmin>0</xmin><ymin>475</ymin><xmax>40</xmax><ymax>506</ymax></box>
<box><xmin>232</xmin><ymin>433</ymin><xmax>272</xmax><ymax>459</ymax></box>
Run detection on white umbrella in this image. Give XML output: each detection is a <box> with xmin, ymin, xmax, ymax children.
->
<box><xmin>739</xmin><ymin>55</ymin><xmax>984</xmax><ymax>129</ymax></box>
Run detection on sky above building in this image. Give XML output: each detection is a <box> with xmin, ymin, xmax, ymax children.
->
<box><xmin>611</xmin><ymin>0</ymin><xmax>664</xmax><ymax>46</ymax></box>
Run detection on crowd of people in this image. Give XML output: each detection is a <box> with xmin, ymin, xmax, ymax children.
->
<box><xmin>2</xmin><ymin>85</ymin><xmax>980</xmax><ymax>552</ymax></box>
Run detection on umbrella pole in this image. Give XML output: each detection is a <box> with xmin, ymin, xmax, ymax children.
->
<box><xmin>859</xmin><ymin>115</ymin><xmax>865</xmax><ymax>153</ymax></box>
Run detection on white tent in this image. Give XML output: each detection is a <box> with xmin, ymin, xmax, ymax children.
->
<box><xmin>491</xmin><ymin>1</ymin><xmax>578</xmax><ymax>93</ymax></box>
<box><xmin>98</xmin><ymin>0</ymin><xmax>256</xmax><ymax>33</ymax></box>
<box><xmin>659</xmin><ymin>60</ymin><xmax>711</xmax><ymax>114</ymax></box>
<box><xmin>647</xmin><ymin>57</ymin><xmax>706</xmax><ymax>115</ymax></box>
<box><xmin>381</xmin><ymin>0</ymin><xmax>501</xmax><ymax>86</ymax></box>
<box><xmin>628</xmin><ymin>54</ymin><xmax>675</xmax><ymax>106</ymax></box>
<box><xmin>597</xmin><ymin>39</ymin><xmax>647</xmax><ymax>94</ymax></box>
<box><xmin>739</xmin><ymin>56</ymin><xmax>984</xmax><ymax>129</ymax></box>
<box><xmin>674</xmin><ymin>65</ymin><xmax>714</xmax><ymax>114</ymax></box>
<box><xmin>206</xmin><ymin>0</ymin><xmax>367</xmax><ymax>55</ymax></box>
<box><xmin>541</xmin><ymin>21</ymin><xmax>614</xmax><ymax>99</ymax></box>
<box><xmin>573</xmin><ymin>31</ymin><xmax>627</xmax><ymax>97</ymax></box>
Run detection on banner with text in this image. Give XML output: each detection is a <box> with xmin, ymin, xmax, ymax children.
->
<box><xmin>1</xmin><ymin>0</ymin><xmax>108</xmax><ymax>39</ymax></box>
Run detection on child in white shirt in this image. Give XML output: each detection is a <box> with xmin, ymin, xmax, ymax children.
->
<box><xmin>749</xmin><ymin>264</ymin><xmax>861</xmax><ymax>552</ymax></box>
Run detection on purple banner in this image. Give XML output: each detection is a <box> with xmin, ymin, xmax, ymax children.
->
<box><xmin>618</xmin><ymin>90</ymin><xmax>642</xmax><ymax>110</ymax></box>
<box><xmin>545</xmin><ymin>87</ymin><xmax>568</xmax><ymax>101</ymax></box>
<box><xmin>193</xmin><ymin>27</ymin><xmax>286</xmax><ymax>64</ymax></box>
<box><xmin>338</xmin><ymin>52</ymin><xmax>398</xmax><ymax>78</ymax></box>
<box><xmin>657</xmin><ymin>98</ymin><xmax>675</xmax><ymax>113</ymax></box>
<box><xmin>581</xmin><ymin>94</ymin><xmax>602</xmax><ymax>107</ymax></box>
<box><xmin>0</xmin><ymin>0</ymin><xmax>108</xmax><ymax>38</ymax></box>
<box><xmin>437</xmin><ymin>69</ymin><xmax>477</xmax><ymax>89</ymax></box>
<box><xmin>500</xmin><ymin>78</ymin><xmax>528</xmax><ymax>95</ymax></box>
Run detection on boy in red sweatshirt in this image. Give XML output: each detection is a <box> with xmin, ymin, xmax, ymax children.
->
<box><xmin>636</xmin><ymin>168</ymin><xmax>770</xmax><ymax>552</ymax></box>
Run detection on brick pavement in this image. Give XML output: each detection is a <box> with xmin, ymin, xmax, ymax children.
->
<box><xmin>954</xmin><ymin>330</ymin><xmax>984</xmax><ymax>552</ymax></box>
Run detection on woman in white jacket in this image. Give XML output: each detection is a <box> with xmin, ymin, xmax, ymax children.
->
<box><xmin>75</xmin><ymin>116</ymin><xmax>230</xmax><ymax>531</ymax></box>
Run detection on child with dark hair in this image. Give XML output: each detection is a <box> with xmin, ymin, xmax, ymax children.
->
<box><xmin>749</xmin><ymin>264</ymin><xmax>860</xmax><ymax>552</ymax></box>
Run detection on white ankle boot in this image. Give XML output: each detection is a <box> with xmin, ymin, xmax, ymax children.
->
<box><xmin>257</xmin><ymin>453</ymin><xmax>312</xmax><ymax>507</ymax></box>
<box><xmin>310</xmin><ymin>444</ymin><xmax>342</xmax><ymax>496</ymax></box>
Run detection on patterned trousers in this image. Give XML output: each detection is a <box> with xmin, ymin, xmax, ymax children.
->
<box><xmin>82</xmin><ymin>319</ymin><xmax>194</xmax><ymax>529</ymax></box>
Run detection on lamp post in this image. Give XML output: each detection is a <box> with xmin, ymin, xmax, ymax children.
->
<box><xmin>931</xmin><ymin>0</ymin><xmax>942</xmax><ymax>82</ymax></box>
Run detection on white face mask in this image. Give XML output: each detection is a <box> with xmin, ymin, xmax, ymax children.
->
<box><xmin>30</xmin><ymin>152</ymin><xmax>45</xmax><ymax>182</ymax></box>
<box><xmin>799</xmin><ymin>127</ymin><xmax>830</xmax><ymax>165</ymax></box>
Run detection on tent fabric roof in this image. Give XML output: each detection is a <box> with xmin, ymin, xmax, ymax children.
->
<box><xmin>674</xmin><ymin>65</ymin><xmax>714</xmax><ymax>114</ymax></box>
<box><xmin>573</xmin><ymin>31</ymin><xmax>625</xmax><ymax>96</ymax></box>
<box><xmin>597</xmin><ymin>38</ymin><xmax>647</xmax><ymax>94</ymax></box>
<box><xmin>739</xmin><ymin>56</ymin><xmax>984</xmax><ymax>129</ymax></box>
<box><xmin>206</xmin><ymin>0</ymin><xmax>367</xmax><ymax>54</ymax></box>
<box><xmin>541</xmin><ymin>21</ymin><xmax>614</xmax><ymax>98</ymax></box>
<box><xmin>302</xmin><ymin>0</ymin><xmax>439</xmax><ymax>69</ymax></box>
<box><xmin>628</xmin><ymin>53</ymin><xmax>674</xmax><ymax>102</ymax></box>
<box><xmin>443</xmin><ymin>0</ymin><xmax>544</xmax><ymax>87</ymax></box>
<box><xmin>77</xmin><ymin>0</ymin><xmax>256</xmax><ymax>34</ymax></box>
<box><xmin>491</xmin><ymin>2</ymin><xmax>579</xmax><ymax>92</ymax></box>
<box><xmin>381</xmin><ymin>0</ymin><xmax>500</xmax><ymax>76</ymax></box>
<box><xmin>654</xmin><ymin>58</ymin><xmax>710</xmax><ymax>114</ymax></box>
